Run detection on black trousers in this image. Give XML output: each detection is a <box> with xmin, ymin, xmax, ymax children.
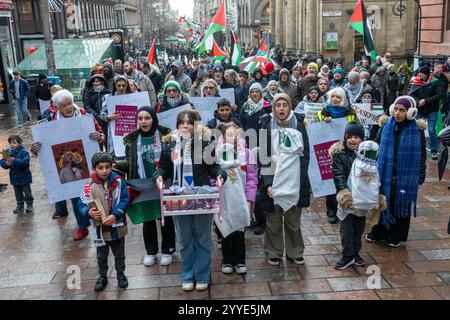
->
<box><xmin>340</xmin><ymin>214</ymin><xmax>366</xmax><ymax>258</ymax></box>
<box><xmin>97</xmin><ymin>237</ymin><xmax>125</xmax><ymax>277</ymax></box>
<box><xmin>254</xmin><ymin>191</ymin><xmax>266</xmax><ymax>227</ymax></box>
<box><xmin>13</xmin><ymin>184</ymin><xmax>33</xmax><ymax>207</ymax></box>
<box><xmin>326</xmin><ymin>194</ymin><xmax>337</xmax><ymax>215</ymax></box>
<box><xmin>222</xmin><ymin>231</ymin><xmax>246</xmax><ymax>265</ymax></box>
<box><xmin>143</xmin><ymin>217</ymin><xmax>176</xmax><ymax>255</ymax></box>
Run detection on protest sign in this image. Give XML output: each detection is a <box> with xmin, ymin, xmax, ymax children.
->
<box><xmin>158</xmin><ymin>104</ymin><xmax>193</xmax><ymax>129</ymax></box>
<box><xmin>219</xmin><ymin>88</ymin><xmax>236</xmax><ymax>106</ymax></box>
<box><xmin>306</xmin><ymin>118</ymin><xmax>348</xmax><ymax>197</ymax></box>
<box><xmin>190</xmin><ymin>97</ymin><xmax>222</xmax><ymax>125</ymax></box>
<box><xmin>294</xmin><ymin>102</ymin><xmax>324</xmax><ymax>122</ymax></box>
<box><xmin>106</xmin><ymin>92</ymin><xmax>150</xmax><ymax>157</ymax></box>
<box><xmin>351</xmin><ymin>103</ymin><xmax>384</xmax><ymax>126</ymax></box>
<box><xmin>31</xmin><ymin>116</ymin><xmax>100</xmax><ymax>203</ymax></box>
<box><xmin>38</xmin><ymin>99</ymin><xmax>51</xmax><ymax>115</ymax></box>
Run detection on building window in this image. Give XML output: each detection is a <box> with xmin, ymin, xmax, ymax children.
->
<box><xmin>17</xmin><ymin>0</ymin><xmax>34</xmax><ymax>21</ymax></box>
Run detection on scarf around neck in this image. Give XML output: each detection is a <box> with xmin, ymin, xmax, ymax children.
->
<box><xmin>167</xmin><ymin>96</ymin><xmax>182</xmax><ymax>108</ymax></box>
<box><xmin>171</xmin><ymin>134</ymin><xmax>194</xmax><ymax>191</ymax></box>
<box><xmin>344</xmin><ymin>80</ymin><xmax>364</xmax><ymax>104</ymax></box>
<box><xmin>378</xmin><ymin>117</ymin><xmax>421</xmax><ymax>228</ymax></box>
<box><xmin>244</xmin><ymin>97</ymin><xmax>264</xmax><ymax>116</ymax></box>
<box><xmin>136</xmin><ymin>130</ymin><xmax>162</xmax><ymax>179</ymax></box>
<box><xmin>412</xmin><ymin>77</ymin><xmax>427</xmax><ymax>86</ymax></box>
<box><xmin>325</xmin><ymin>104</ymin><xmax>348</xmax><ymax>119</ymax></box>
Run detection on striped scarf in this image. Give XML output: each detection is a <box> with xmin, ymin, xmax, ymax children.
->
<box><xmin>378</xmin><ymin>117</ymin><xmax>421</xmax><ymax>228</ymax></box>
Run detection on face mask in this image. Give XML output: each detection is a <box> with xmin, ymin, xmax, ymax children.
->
<box><xmin>94</xmin><ymin>85</ymin><xmax>104</xmax><ymax>92</ymax></box>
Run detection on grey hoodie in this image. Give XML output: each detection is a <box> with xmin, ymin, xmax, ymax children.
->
<box><xmin>171</xmin><ymin>60</ymin><xmax>192</xmax><ymax>93</ymax></box>
<box><xmin>278</xmin><ymin>68</ymin><xmax>297</xmax><ymax>99</ymax></box>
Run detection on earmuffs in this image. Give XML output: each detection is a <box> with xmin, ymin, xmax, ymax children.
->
<box><xmin>389</xmin><ymin>96</ymin><xmax>418</xmax><ymax>120</ymax></box>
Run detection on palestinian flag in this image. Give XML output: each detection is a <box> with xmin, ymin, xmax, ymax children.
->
<box><xmin>349</xmin><ymin>0</ymin><xmax>376</xmax><ymax>61</ymax></box>
<box><xmin>212</xmin><ymin>39</ymin><xmax>228</xmax><ymax>62</ymax></box>
<box><xmin>126</xmin><ymin>179</ymin><xmax>161</xmax><ymax>224</ymax></box>
<box><xmin>196</xmin><ymin>2</ymin><xmax>226</xmax><ymax>54</ymax></box>
<box><xmin>230</xmin><ymin>31</ymin><xmax>242</xmax><ymax>67</ymax></box>
<box><xmin>146</xmin><ymin>39</ymin><xmax>157</xmax><ymax>65</ymax></box>
<box><xmin>178</xmin><ymin>16</ymin><xmax>190</xmax><ymax>29</ymax></box>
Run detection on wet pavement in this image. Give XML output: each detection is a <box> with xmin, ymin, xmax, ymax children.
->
<box><xmin>0</xmin><ymin>111</ymin><xmax>449</xmax><ymax>300</ymax></box>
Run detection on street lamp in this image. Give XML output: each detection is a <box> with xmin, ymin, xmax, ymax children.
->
<box><xmin>392</xmin><ymin>0</ymin><xmax>422</xmax><ymax>56</ymax></box>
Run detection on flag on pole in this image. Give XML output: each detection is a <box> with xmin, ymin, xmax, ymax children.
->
<box><xmin>146</xmin><ymin>39</ymin><xmax>157</xmax><ymax>64</ymax></box>
<box><xmin>348</xmin><ymin>0</ymin><xmax>376</xmax><ymax>61</ymax></box>
<box><xmin>212</xmin><ymin>39</ymin><xmax>228</xmax><ymax>62</ymax></box>
<box><xmin>230</xmin><ymin>31</ymin><xmax>242</xmax><ymax>67</ymax></box>
<box><xmin>196</xmin><ymin>2</ymin><xmax>226</xmax><ymax>54</ymax></box>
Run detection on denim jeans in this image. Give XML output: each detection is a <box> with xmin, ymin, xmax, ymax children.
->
<box><xmin>173</xmin><ymin>214</ymin><xmax>213</xmax><ymax>283</ymax></box>
<box><xmin>424</xmin><ymin>111</ymin><xmax>438</xmax><ymax>153</ymax></box>
<box><xmin>14</xmin><ymin>98</ymin><xmax>31</xmax><ymax>126</ymax></box>
<box><xmin>55</xmin><ymin>197</ymin><xmax>91</xmax><ymax>229</ymax></box>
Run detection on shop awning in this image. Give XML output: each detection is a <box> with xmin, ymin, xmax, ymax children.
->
<box><xmin>16</xmin><ymin>38</ymin><xmax>114</xmax><ymax>74</ymax></box>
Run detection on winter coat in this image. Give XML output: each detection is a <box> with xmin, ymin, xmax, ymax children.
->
<box><xmin>148</xmin><ymin>71</ymin><xmax>165</xmax><ymax>94</ymax></box>
<box><xmin>171</xmin><ymin>60</ymin><xmax>192</xmax><ymax>93</ymax></box>
<box><xmin>258</xmin><ymin>112</ymin><xmax>311</xmax><ymax>211</ymax></box>
<box><xmin>371</xmin><ymin>68</ymin><xmax>389</xmax><ymax>106</ymax></box>
<box><xmin>82</xmin><ymin>74</ymin><xmax>111</xmax><ymax>129</ymax></box>
<box><xmin>409</xmin><ymin>80</ymin><xmax>442</xmax><ymax>117</ymax></box>
<box><xmin>115</xmin><ymin>126</ymin><xmax>171</xmax><ymax>179</ymax></box>
<box><xmin>386</xmin><ymin>72</ymin><xmax>400</xmax><ymax>106</ymax></box>
<box><xmin>375</xmin><ymin>115</ymin><xmax>427</xmax><ymax>186</ymax></box>
<box><xmin>278</xmin><ymin>69</ymin><xmax>297</xmax><ymax>99</ymax></box>
<box><xmin>249</xmin><ymin>68</ymin><xmax>268</xmax><ymax>88</ymax></box>
<box><xmin>329</xmin><ymin>78</ymin><xmax>348</xmax><ymax>90</ymax></box>
<box><xmin>189</xmin><ymin>84</ymin><xmax>202</xmax><ymax>97</ymax></box>
<box><xmin>398</xmin><ymin>74</ymin><xmax>411</xmax><ymax>96</ymax></box>
<box><xmin>154</xmin><ymin>127</ymin><xmax>227</xmax><ymax>186</ymax></box>
<box><xmin>155</xmin><ymin>93</ymin><xmax>192</xmax><ymax>113</ymax></box>
<box><xmin>9</xmin><ymin>78</ymin><xmax>29</xmax><ymax>99</ymax></box>
<box><xmin>238</xmin><ymin>99</ymin><xmax>272</xmax><ymax>133</ymax></box>
<box><xmin>0</xmin><ymin>146</ymin><xmax>32</xmax><ymax>186</ymax></box>
<box><xmin>234</xmin><ymin>83</ymin><xmax>247</xmax><ymax>112</ymax></box>
<box><xmin>126</xmin><ymin>70</ymin><xmax>157</xmax><ymax>107</ymax></box>
<box><xmin>78</xmin><ymin>171</ymin><xmax>129</xmax><ymax>241</ymax></box>
<box><xmin>293</xmin><ymin>75</ymin><xmax>320</xmax><ymax>107</ymax></box>
<box><xmin>330</xmin><ymin>142</ymin><xmax>357</xmax><ymax>193</ymax></box>
<box><xmin>317</xmin><ymin>105</ymin><xmax>360</xmax><ymax>124</ymax></box>
<box><xmin>206</xmin><ymin>111</ymin><xmax>239</xmax><ymax>129</ymax></box>
<box><xmin>35</xmin><ymin>83</ymin><xmax>52</xmax><ymax>102</ymax></box>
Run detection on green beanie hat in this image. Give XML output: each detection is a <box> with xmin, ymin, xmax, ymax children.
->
<box><xmin>163</xmin><ymin>80</ymin><xmax>181</xmax><ymax>94</ymax></box>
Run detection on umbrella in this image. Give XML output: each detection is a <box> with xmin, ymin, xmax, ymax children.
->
<box><xmin>438</xmin><ymin>142</ymin><xmax>448</xmax><ymax>181</ymax></box>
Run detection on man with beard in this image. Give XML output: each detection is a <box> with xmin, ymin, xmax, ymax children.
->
<box><xmin>292</xmin><ymin>62</ymin><xmax>320</xmax><ymax>106</ymax></box>
<box><xmin>102</xmin><ymin>62</ymin><xmax>115</xmax><ymax>92</ymax></box>
<box><xmin>123</xmin><ymin>61</ymin><xmax>157</xmax><ymax>107</ymax></box>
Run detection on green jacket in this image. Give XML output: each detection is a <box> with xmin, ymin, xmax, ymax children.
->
<box><xmin>115</xmin><ymin>125</ymin><xmax>171</xmax><ymax>179</ymax></box>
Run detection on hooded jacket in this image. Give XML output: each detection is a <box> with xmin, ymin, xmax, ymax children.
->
<box><xmin>293</xmin><ymin>74</ymin><xmax>320</xmax><ymax>107</ymax></box>
<box><xmin>82</xmin><ymin>74</ymin><xmax>111</xmax><ymax>127</ymax></box>
<box><xmin>0</xmin><ymin>146</ymin><xmax>32</xmax><ymax>186</ymax></box>
<box><xmin>278</xmin><ymin>68</ymin><xmax>297</xmax><ymax>99</ymax></box>
<box><xmin>170</xmin><ymin>60</ymin><xmax>193</xmax><ymax>93</ymax></box>
<box><xmin>249</xmin><ymin>68</ymin><xmax>268</xmax><ymax>88</ymax></box>
<box><xmin>329</xmin><ymin>142</ymin><xmax>357</xmax><ymax>193</ymax></box>
<box><xmin>370</xmin><ymin>67</ymin><xmax>388</xmax><ymax>106</ymax></box>
<box><xmin>125</xmin><ymin>70</ymin><xmax>157</xmax><ymax>107</ymax></box>
<box><xmin>409</xmin><ymin>79</ymin><xmax>442</xmax><ymax>117</ymax></box>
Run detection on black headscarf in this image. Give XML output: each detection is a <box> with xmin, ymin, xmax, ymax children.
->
<box><xmin>137</xmin><ymin>106</ymin><xmax>158</xmax><ymax>136</ymax></box>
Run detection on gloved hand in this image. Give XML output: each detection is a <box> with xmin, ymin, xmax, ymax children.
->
<box><xmin>336</xmin><ymin>188</ymin><xmax>353</xmax><ymax>210</ymax></box>
<box><xmin>31</xmin><ymin>142</ymin><xmax>42</xmax><ymax>154</ymax></box>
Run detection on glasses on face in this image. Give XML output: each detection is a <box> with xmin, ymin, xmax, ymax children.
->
<box><xmin>166</xmin><ymin>89</ymin><xmax>178</xmax><ymax>93</ymax></box>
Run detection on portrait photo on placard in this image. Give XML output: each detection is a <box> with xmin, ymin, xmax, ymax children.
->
<box><xmin>51</xmin><ymin>140</ymin><xmax>90</xmax><ymax>185</ymax></box>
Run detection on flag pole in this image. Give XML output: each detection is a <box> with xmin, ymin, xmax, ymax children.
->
<box><xmin>224</xmin><ymin>0</ymin><xmax>229</xmax><ymax>61</ymax></box>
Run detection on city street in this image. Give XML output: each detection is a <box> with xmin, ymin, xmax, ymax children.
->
<box><xmin>0</xmin><ymin>114</ymin><xmax>449</xmax><ymax>300</ymax></box>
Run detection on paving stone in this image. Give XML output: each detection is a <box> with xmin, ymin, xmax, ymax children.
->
<box><xmin>327</xmin><ymin>276</ymin><xmax>390</xmax><ymax>291</ymax></box>
<box><xmin>210</xmin><ymin>283</ymin><xmax>271</xmax><ymax>299</ymax></box>
<box><xmin>97</xmin><ymin>288</ymin><xmax>159</xmax><ymax>300</ymax></box>
<box><xmin>420</xmin><ymin>249</ymin><xmax>450</xmax><ymax>260</ymax></box>
<box><xmin>0</xmin><ymin>287</ymin><xmax>27</xmax><ymax>300</ymax></box>
<box><xmin>126</xmin><ymin>274</ymin><xmax>182</xmax><ymax>289</ymax></box>
<box><xmin>375</xmin><ymin>287</ymin><xmax>444</xmax><ymax>300</ymax></box>
<box><xmin>324</xmin><ymin>253</ymin><xmax>376</xmax><ymax>266</ymax></box>
<box><xmin>245</xmin><ymin>268</ymin><xmax>301</xmax><ymax>283</ymax></box>
<box><xmin>303</xmin><ymin>245</ymin><xmax>340</xmax><ymax>256</ymax></box>
<box><xmin>383</xmin><ymin>273</ymin><xmax>445</xmax><ymax>288</ymax></box>
<box><xmin>437</xmin><ymin>272</ymin><xmax>450</xmax><ymax>284</ymax></box>
<box><xmin>406</xmin><ymin>260</ymin><xmax>450</xmax><ymax>273</ymax></box>
<box><xmin>159</xmin><ymin>286</ymin><xmax>209</xmax><ymax>300</ymax></box>
<box><xmin>269</xmin><ymin>279</ymin><xmax>332</xmax><ymax>295</ymax></box>
<box><xmin>299</xmin><ymin>266</ymin><xmax>359</xmax><ymax>279</ymax></box>
<box><xmin>407</xmin><ymin>231</ymin><xmax>441</xmax><ymax>241</ymax></box>
<box><xmin>19</xmin><ymin>284</ymin><xmax>65</xmax><ymax>299</ymax></box>
<box><xmin>111</xmin><ymin>264</ymin><xmax>167</xmax><ymax>277</ymax></box>
<box><xmin>0</xmin><ymin>272</ymin><xmax>56</xmax><ymax>289</ymax></box>
<box><xmin>307</xmin><ymin>235</ymin><xmax>341</xmax><ymax>245</ymax></box>
<box><xmin>433</xmin><ymin>286</ymin><xmax>450</xmax><ymax>299</ymax></box>
<box><xmin>315</xmin><ymin>290</ymin><xmax>380</xmax><ymax>300</ymax></box>
<box><xmin>211</xmin><ymin>271</ymin><xmax>245</xmax><ymax>284</ymax></box>
<box><xmin>354</xmin><ymin>262</ymin><xmax>413</xmax><ymax>275</ymax></box>
<box><xmin>364</xmin><ymin>249</ymin><xmax>426</xmax><ymax>263</ymax></box>
<box><xmin>423</xmin><ymin>195</ymin><xmax>450</xmax><ymax>202</ymax></box>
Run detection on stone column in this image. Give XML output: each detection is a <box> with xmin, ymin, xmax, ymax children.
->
<box><xmin>296</xmin><ymin>0</ymin><xmax>303</xmax><ymax>54</ymax></box>
<box><xmin>286</xmin><ymin>0</ymin><xmax>296</xmax><ymax>54</ymax></box>
<box><xmin>275</xmin><ymin>0</ymin><xmax>284</xmax><ymax>47</ymax></box>
<box><xmin>270</xmin><ymin>0</ymin><xmax>276</xmax><ymax>45</ymax></box>
<box><xmin>305</xmin><ymin>0</ymin><xmax>317</xmax><ymax>56</ymax></box>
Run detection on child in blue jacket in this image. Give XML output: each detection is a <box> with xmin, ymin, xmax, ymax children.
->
<box><xmin>79</xmin><ymin>151</ymin><xmax>129</xmax><ymax>292</ymax></box>
<box><xmin>0</xmin><ymin>135</ymin><xmax>33</xmax><ymax>213</ymax></box>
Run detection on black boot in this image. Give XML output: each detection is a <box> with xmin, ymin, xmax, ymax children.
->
<box><xmin>94</xmin><ymin>276</ymin><xmax>108</xmax><ymax>292</ymax></box>
<box><xmin>327</xmin><ymin>210</ymin><xmax>338</xmax><ymax>224</ymax></box>
<box><xmin>117</xmin><ymin>273</ymin><xmax>128</xmax><ymax>289</ymax></box>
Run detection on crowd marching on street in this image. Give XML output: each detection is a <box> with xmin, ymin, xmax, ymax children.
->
<box><xmin>2</xmin><ymin>41</ymin><xmax>450</xmax><ymax>294</ymax></box>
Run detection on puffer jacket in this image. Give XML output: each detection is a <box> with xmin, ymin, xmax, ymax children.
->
<box><xmin>82</xmin><ymin>74</ymin><xmax>111</xmax><ymax>129</ymax></box>
<box><xmin>330</xmin><ymin>142</ymin><xmax>357</xmax><ymax>193</ymax></box>
<box><xmin>0</xmin><ymin>146</ymin><xmax>32</xmax><ymax>186</ymax></box>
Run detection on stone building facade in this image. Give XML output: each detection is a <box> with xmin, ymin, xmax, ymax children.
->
<box><xmin>419</xmin><ymin>0</ymin><xmax>450</xmax><ymax>59</ymax></box>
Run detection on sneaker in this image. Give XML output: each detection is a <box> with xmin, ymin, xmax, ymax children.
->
<box><xmin>365</xmin><ymin>233</ymin><xmax>377</xmax><ymax>243</ymax></box>
<box><xmin>354</xmin><ymin>254</ymin><xmax>366</xmax><ymax>267</ymax></box>
<box><xmin>73</xmin><ymin>228</ymin><xmax>89</xmax><ymax>241</ymax></box>
<box><xmin>181</xmin><ymin>281</ymin><xmax>194</xmax><ymax>291</ymax></box>
<box><xmin>235</xmin><ymin>264</ymin><xmax>248</xmax><ymax>274</ymax></box>
<box><xmin>25</xmin><ymin>204</ymin><xmax>34</xmax><ymax>213</ymax></box>
<box><xmin>94</xmin><ymin>276</ymin><xmax>108</xmax><ymax>292</ymax></box>
<box><xmin>288</xmin><ymin>257</ymin><xmax>305</xmax><ymax>265</ymax></box>
<box><xmin>388</xmin><ymin>241</ymin><xmax>401</xmax><ymax>247</ymax></box>
<box><xmin>222</xmin><ymin>264</ymin><xmax>233</xmax><ymax>274</ymax></box>
<box><xmin>267</xmin><ymin>258</ymin><xmax>280</xmax><ymax>266</ymax></box>
<box><xmin>335</xmin><ymin>257</ymin><xmax>355</xmax><ymax>270</ymax></box>
<box><xmin>432</xmin><ymin>152</ymin><xmax>438</xmax><ymax>160</ymax></box>
<box><xmin>13</xmin><ymin>207</ymin><xmax>24</xmax><ymax>214</ymax></box>
<box><xmin>254</xmin><ymin>225</ymin><xmax>265</xmax><ymax>235</ymax></box>
<box><xmin>0</xmin><ymin>183</ymin><xmax>7</xmax><ymax>187</ymax></box>
<box><xmin>52</xmin><ymin>211</ymin><xmax>68</xmax><ymax>219</ymax></box>
<box><xmin>117</xmin><ymin>274</ymin><xmax>128</xmax><ymax>289</ymax></box>
<box><xmin>143</xmin><ymin>254</ymin><xmax>156</xmax><ymax>266</ymax></box>
<box><xmin>195</xmin><ymin>282</ymin><xmax>208</xmax><ymax>291</ymax></box>
<box><xmin>160</xmin><ymin>254</ymin><xmax>173</xmax><ymax>266</ymax></box>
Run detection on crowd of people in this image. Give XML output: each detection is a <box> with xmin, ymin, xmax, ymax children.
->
<box><xmin>2</xmin><ymin>48</ymin><xmax>450</xmax><ymax>293</ymax></box>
